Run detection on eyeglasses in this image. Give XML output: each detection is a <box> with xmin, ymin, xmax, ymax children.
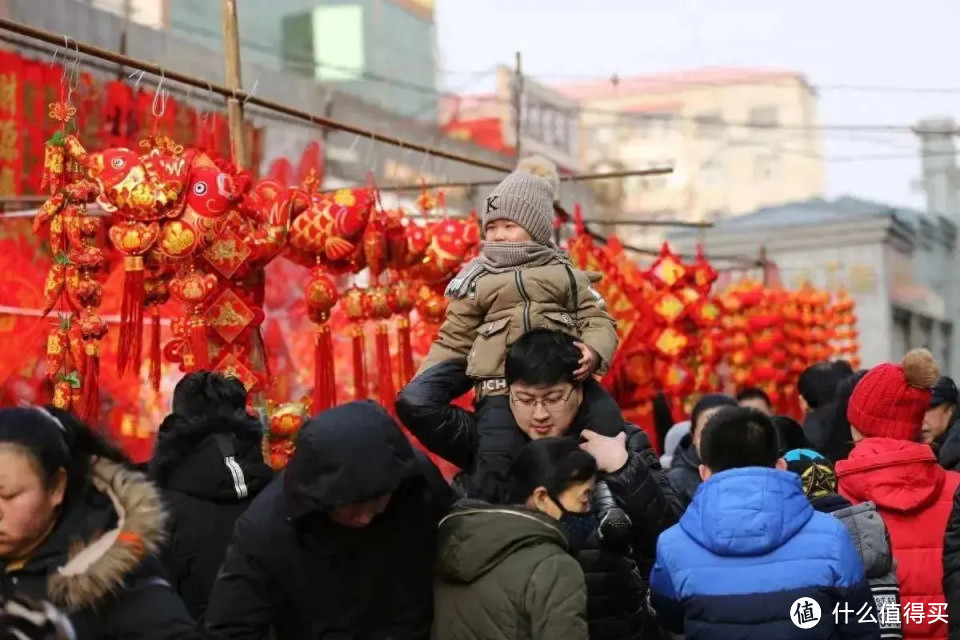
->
<box><xmin>509</xmin><ymin>387</ymin><xmax>576</xmax><ymax>413</ymax></box>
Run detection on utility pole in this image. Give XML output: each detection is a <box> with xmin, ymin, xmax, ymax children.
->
<box><xmin>221</xmin><ymin>0</ymin><xmax>247</xmax><ymax>168</ymax></box>
<box><xmin>513</xmin><ymin>51</ymin><xmax>523</xmax><ymax>158</ymax></box>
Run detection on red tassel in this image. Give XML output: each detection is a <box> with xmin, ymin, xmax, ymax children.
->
<box><xmin>398</xmin><ymin>316</ymin><xmax>414</xmax><ymax>385</ymax></box>
<box><xmin>149</xmin><ymin>309</ymin><xmax>162</xmax><ymax>391</ymax></box>
<box><xmin>375</xmin><ymin>322</ymin><xmax>395</xmax><ymax>409</ymax></box>
<box><xmin>190</xmin><ymin>318</ymin><xmax>209</xmax><ymax>369</ymax></box>
<box><xmin>351</xmin><ymin>325</ymin><xmax>367</xmax><ymax>400</ymax></box>
<box><xmin>117</xmin><ymin>256</ymin><xmax>145</xmax><ymax>375</ymax></box>
<box><xmin>313</xmin><ymin>324</ymin><xmax>336</xmax><ymax>413</ymax></box>
<box><xmin>80</xmin><ymin>343</ymin><xmax>99</xmax><ymax>422</ymax></box>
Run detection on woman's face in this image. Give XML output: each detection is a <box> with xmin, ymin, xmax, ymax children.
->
<box><xmin>922</xmin><ymin>404</ymin><xmax>955</xmax><ymax>444</ymax></box>
<box><xmin>0</xmin><ymin>448</ymin><xmax>65</xmax><ymax>560</ymax></box>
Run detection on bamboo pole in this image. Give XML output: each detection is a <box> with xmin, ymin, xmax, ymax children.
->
<box><xmin>0</xmin><ymin>18</ymin><xmax>512</xmax><ymax>173</ymax></box>
<box><xmin>221</xmin><ymin>0</ymin><xmax>246</xmax><ymax>168</ymax></box>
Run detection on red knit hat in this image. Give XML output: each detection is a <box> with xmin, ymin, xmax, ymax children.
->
<box><xmin>846</xmin><ymin>349</ymin><xmax>940</xmax><ymax>440</ymax></box>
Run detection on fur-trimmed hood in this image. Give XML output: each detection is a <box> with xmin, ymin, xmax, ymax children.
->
<box><xmin>45</xmin><ymin>458</ymin><xmax>167</xmax><ymax>611</ymax></box>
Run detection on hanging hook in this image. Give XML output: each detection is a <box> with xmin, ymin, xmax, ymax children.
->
<box><xmin>346</xmin><ymin>133</ymin><xmax>362</xmax><ymax>156</ymax></box>
<box><xmin>241</xmin><ymin>73</ymin><xmax>261</xmax><ymax>106</ymax></box>
<box><xmin>152</xmin><ymin>68</ymin><xmax>167</xmax><ymax>117</ymax></box>
<box><xmin>418</xmin><ymin>148</ymin><xmax>432</xmax><ymax>178</ymax></box>
<box><xmin>198</xmin><ymin>81</ymin><xmax>215</xmax><ymax>136</ymax></box>
<box><xmin>127</xmin><ymin>69</ymin><xmax>146</xmax><ymax>91</ymax></box>
<box><xmin>367</xmin><ymin>132</ymin><xmax>379</xmax><ymax>173</ymax></box>
<box><xmin>63</xmin><ymin>36</ymin><xmax>81</xmax><ymax>104</ymax></box>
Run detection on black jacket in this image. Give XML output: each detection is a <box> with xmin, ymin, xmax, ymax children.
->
<box><xmin>150</xmin><ymin>411</ymin><xmax>274</xmax><ymax>622</ymax></box>
<box><xmin>665</xmin><ymin>434</ymin><xmax>701</xmax><ymax>509</ymax></box>
<box><xmin>204</xmin><ymin>400</ymin><xmax>454</xmax><ymax>640</ymax></box>
<box><xmin>1</xmin><ymin>460</ymin><xmax>199</xmax><ymax>640</ymax></box>
<box><xmin>396</xmin><ymin>362</ymin><xmax>681</xmax><ymax>640</ymax></box>
<box><xmin>943</xmin><ymin>484</ymin><xmax>960</xmax><ymax>639</ymax></box>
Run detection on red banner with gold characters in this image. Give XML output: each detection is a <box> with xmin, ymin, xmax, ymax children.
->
<box><xmin>0</xmin><ymin>50</ymin><xmax>24</xmax><ymax>196</ymax></box>
<box><xmin>0</xmin><ymin>50</ymin><xmax>263</xmax><ymax>196</ymax></box>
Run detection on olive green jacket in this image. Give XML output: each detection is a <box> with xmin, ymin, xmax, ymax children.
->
<box><xmin>418</xmin><ymin>260</ymin><xmax>618</xmax><ymax>389</ymax></box>
<box><xmin>433</xmin><ymin>502</ymin><xmax>588</xmax><ymax>640</ymax></box>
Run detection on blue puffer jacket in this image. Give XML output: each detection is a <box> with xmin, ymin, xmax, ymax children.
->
<box><xmin>649</xmin><ymin>467</ymin><xmax>880</xmax><ymax>640</ymax></box>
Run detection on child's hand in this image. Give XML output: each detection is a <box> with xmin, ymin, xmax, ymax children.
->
<box><xmin>573</xmin><ymin>341</ymin><xmax>597</xmax><ymax>381</ymax></box>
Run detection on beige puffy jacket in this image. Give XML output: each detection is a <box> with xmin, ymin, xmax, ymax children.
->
<box><xmin>418</xmin><ymin>259</ymin><xmax>618</xmax><ymax>390</ymax></box>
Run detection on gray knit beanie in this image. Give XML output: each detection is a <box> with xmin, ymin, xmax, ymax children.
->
<box><xmin>482</xmin><ymin>156</ymin><xmax>558</xmax><ymax>245</ymax></box>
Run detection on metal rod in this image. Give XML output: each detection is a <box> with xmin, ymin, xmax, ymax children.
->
<box><xmin>0</xmin><ymin>18</ymin><xmax>513</xmax><ymax>173</ymax></box>
<box><xmin>379</xmin><ymin>166</ymin><xmax>674</xmax><ymax>192</ymax></box>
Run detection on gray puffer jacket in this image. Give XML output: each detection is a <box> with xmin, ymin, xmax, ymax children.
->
<box><xmin>813</xmin><ymin>494</ymin><xmax>902</xmax><ymax>639</ymax></box>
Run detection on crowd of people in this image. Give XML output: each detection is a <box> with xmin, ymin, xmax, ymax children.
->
<box><xmin>4</xmin><ymin>157</ymin><xmax>960</xmax><ymax>639</ymax></box>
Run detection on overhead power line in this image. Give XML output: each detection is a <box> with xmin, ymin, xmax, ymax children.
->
<box><xmin>159</xmin><ymin>20</ymin><xmax>960</xmax><ymax>136</ymax></box>
<box><xmin>0</xmin><ymin>19</ymin><xmax>512</xmax><ymax>173</ymax></box>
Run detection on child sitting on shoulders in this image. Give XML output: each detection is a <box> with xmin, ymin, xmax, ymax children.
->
<box><xmin>413</xmin><ymin>156</ymin><xmax>621</xmax><ymax>502</ymax></box>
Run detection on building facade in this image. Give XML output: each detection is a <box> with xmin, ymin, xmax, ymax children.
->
<box><xmin>440</xmin><ymin>66</ymin><xmax>582</xmax><ymax>174</ymax></box>
<box><xmin>555</xmin><ymin>68</ymin><xmax>826</xmax><ymax>248</ymax></box>
<box><xmin>670</xmin><ymin>196</ymin><xmax>957</xmax><ymax>375</ymax></box>
<box><xmin>161</xmin><ymin>0</ymin><xmax>438</xmax><ymax>120</ymax></box>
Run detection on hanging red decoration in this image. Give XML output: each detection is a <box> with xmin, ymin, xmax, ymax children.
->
<box><xmin>304</xmin><ymin>268</ymin><xmax>339</xmax><ymax>412</ymax></box>
<box><xmin>341</xmin><ymin>287</ymin><xmax>369</xmax><ymax>400</ymax></box>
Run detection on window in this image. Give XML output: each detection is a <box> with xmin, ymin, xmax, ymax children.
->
<box><xmin>695</xmin><ymin>111</ymin><xmax>723</xmax><ymax>139</ymax></box>
<box><xmin>748</xmin><ymin>106</ymin><xmax>779</xmax><ymax>129</ymax></box>
<box><xmin>754</xmin><ymin>153</ymin><xmax>779</xmax><ymax>180</ymax></box>
<box><xmin>633</xmin><ymin>113</ymin><xmax>676</xmax><ymax>138</ymax></box>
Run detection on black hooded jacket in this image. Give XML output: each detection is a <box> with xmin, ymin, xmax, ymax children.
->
<box><xmin>203</xmin><ymin>401</ymin><xmax>453</xmax><ymax>640</ymax></box>
<box><xmin>150</xmin><ymin>411</ymin><xmax>273</xmax><ymax>622</ymax></box>
<box><xmin>933</xmin><ymin>411</ymin><xmax>960</xmax><ymax>472</ymax></box>
<box><xmin>665</xmin><ymin>434</ymin><xmax>701</xmax><ymax>509</ymax></box>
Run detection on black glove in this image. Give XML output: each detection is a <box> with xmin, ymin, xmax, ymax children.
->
<box><xmin>594</xmin><ymin>480</ymin><xmax>633</xmax><ymax>549</ymax></box>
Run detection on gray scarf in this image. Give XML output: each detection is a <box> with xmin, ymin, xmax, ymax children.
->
<box><xmin>445</xmin><ymin>241</ymin><xmax>569</xmax><ymax>299</ymax></box>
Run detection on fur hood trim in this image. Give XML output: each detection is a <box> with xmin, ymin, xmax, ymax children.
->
<box><xmin>47</xmin><ymin>459</ymin><xmax>167</xmax><ymax>611</ymax></box>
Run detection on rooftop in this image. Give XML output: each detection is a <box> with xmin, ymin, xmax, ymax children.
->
<box><xmin>671</xmin><ymin>196</ymin><xmax>956</xmax><ymax>244</ymax></box>
<box><xmin>554</xmin><ymin>67</ymin><xmax>811</xmax><ymax>101</ymax></box>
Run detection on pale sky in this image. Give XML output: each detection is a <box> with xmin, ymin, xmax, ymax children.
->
<box><xmin>435</xmin><ymin>0</ymin><xmax>960</xmax><ymax>211</ymax></box>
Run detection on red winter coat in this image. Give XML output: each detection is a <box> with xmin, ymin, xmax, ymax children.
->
<box><xmin>837</xmin><ymin>438</ymin><xmax>960</xmax><ymax>640</ymax></box>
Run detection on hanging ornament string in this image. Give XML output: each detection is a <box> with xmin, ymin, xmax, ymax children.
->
<box><xmin>151</xmin><ymin>67</ymin><xmax>166</xmax><ymax>136</ymax></box>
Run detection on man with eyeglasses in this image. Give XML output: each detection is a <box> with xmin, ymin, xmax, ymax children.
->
<box><xmin>397</xmin><ymin>328</ymin><xmax>681</xmax><ymax>640</ymax></box>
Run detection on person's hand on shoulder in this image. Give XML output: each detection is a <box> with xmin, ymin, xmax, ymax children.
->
<box><xmin>580</xmin><ymin>430</ymin><xmax>629</xmax><ymax>473</ymax></box>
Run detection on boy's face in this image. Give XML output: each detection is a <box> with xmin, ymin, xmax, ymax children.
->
<box><xmin>484</xmin><ymin>219</ymin><xmax>532</xmax><ymax>243</ymax></box>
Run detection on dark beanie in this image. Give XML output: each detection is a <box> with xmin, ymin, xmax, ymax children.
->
<box><xmin>931</xmin><ymin>377</ymin><xmax>959</xmax><ymax>408</ymax></box>
<box><xmin>784</xmin><ymin>448</ymin><xmax>837</xmax><ymax>499</ymax></box>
